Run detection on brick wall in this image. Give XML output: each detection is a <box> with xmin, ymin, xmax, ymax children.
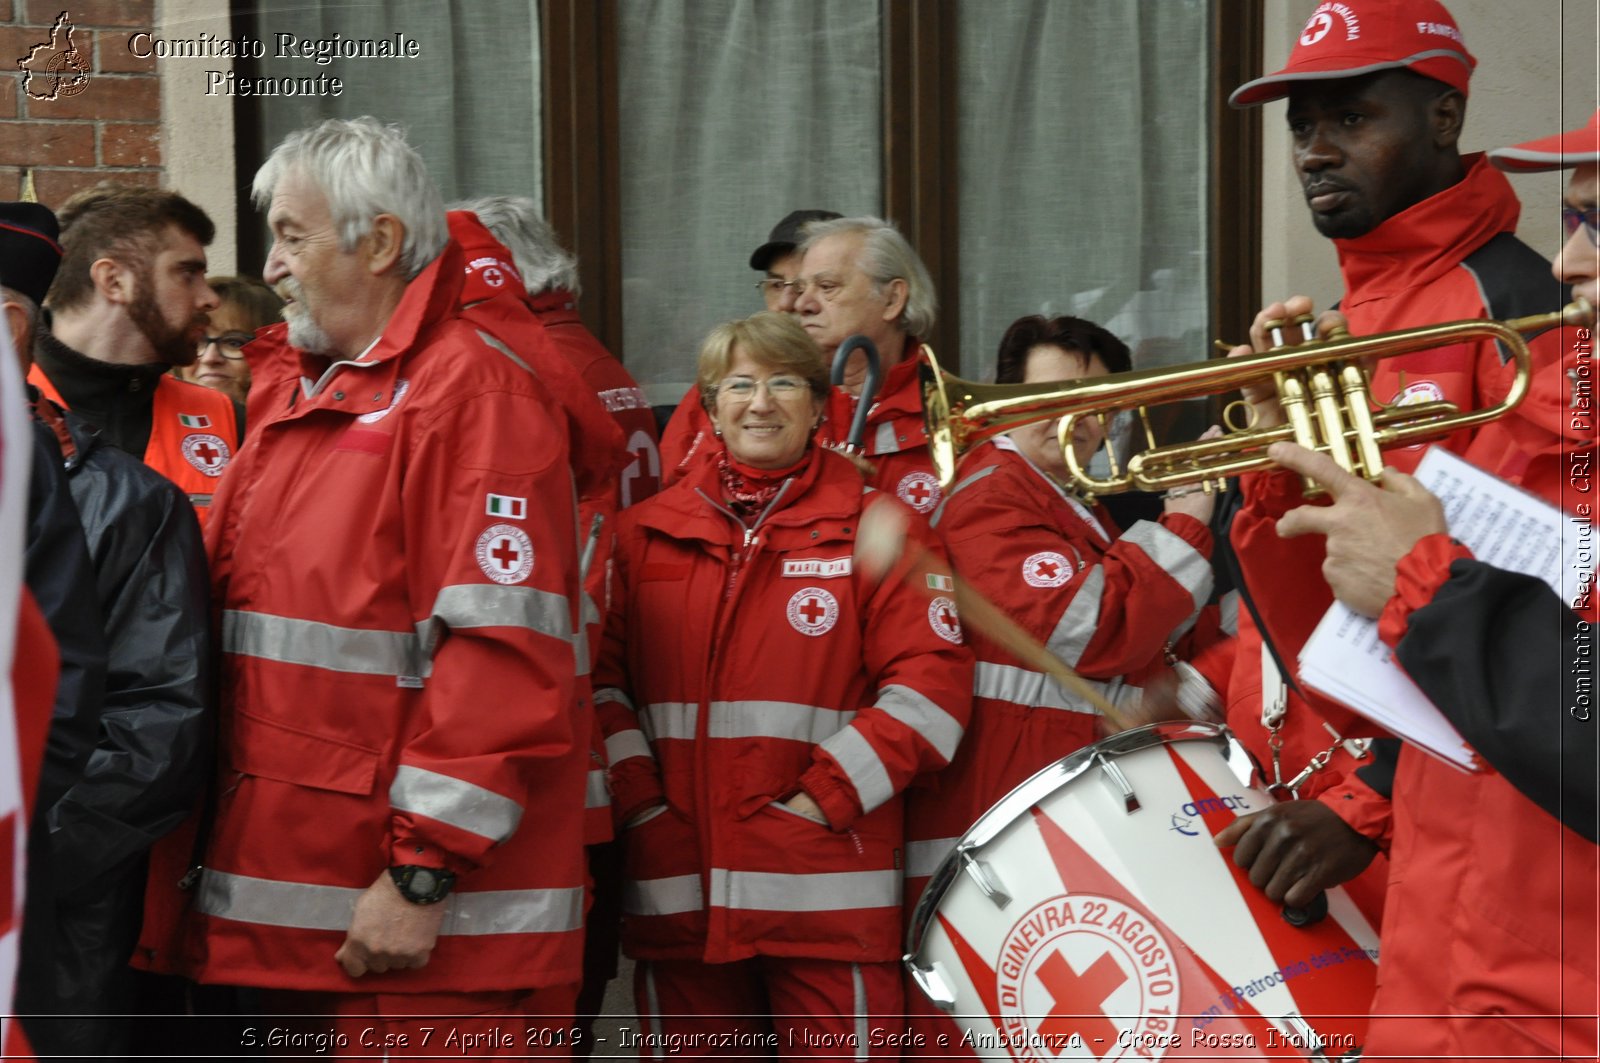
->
<box><xmin>1</xmin><ymin>0</ymin><xmax>161</xmax><ymax>209</ymax></box>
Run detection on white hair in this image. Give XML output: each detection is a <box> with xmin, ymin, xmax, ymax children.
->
<box><xmin>252</xmin><ymin>117</ymin><xmax>447</xmax><ymax>280</ymax></box>
<box><xmin>799</xmin><ymin>215</ymin><xmax>937</xmax><ymax>338</ymax></box>
<box><xmin>451</xmin><ymin>194</ymin><xmax>580</xmax><ymax>296</ymax></box>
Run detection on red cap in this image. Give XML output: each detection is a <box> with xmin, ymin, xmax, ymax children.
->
<box><xmin>1230</xmin><ymin>0</ymin><xmax>1476</xmax><ymax>108</ymax></box>
<box><xmin>1488</xmin><ymin>109</ymin><xmax>1600</xmax><ymax>173</ymax></box>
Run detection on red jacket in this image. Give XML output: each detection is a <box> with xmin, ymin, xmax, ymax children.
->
<box><xmin>449</xmin><ymin>213</ymin><xmax>632</xmax><ymax>847</ymax></box>
<box><xmin>28</xmin><ymin>368</ymin><xmax>238</xmax><ymax>528</ymax></box>
<box><xmin>905</xmin><ymin>441</ymin><xmax>1216</xmax><ymax>887</ymax></box>
<box><xmin>660</xmin><ymin>340</ymin><xmax>946</xmax><ymax>515</ymax></box>
<box><xmin>593</xmin><ymin>444</ymin><xmax>973</xmax><ymax>964</ymax></box>
<box><xmin>528</xmin><ymin>288</ymin><xmax>661</xmax><ymax>509</ymax></box>
<box><xmin>180</xmin><ymin>245</ymin><xmax>589</xmax><ymax>994</ymax></box>
<box><xmin>1232</xmin><ymin>159</ymin><xmax>1594</xmax><ymax>1056</ymax></box>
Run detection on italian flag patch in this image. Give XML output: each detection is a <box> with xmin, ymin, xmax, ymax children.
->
<box><xmin>178</xmin><ymin>413</ymin><xmax>211</xmax><ymax>429</ymax></box>
<box><xmin>926</xmin><ymin>573</ymin><xmax>954</xmax><ymax>592</ymax></box>
<box><xmin>486</xmin><ymin>493</ymin><xmax>527</xmax><ymax>519</ymax></box>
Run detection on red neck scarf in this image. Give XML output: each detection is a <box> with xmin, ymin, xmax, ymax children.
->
<box><xmin>717</xmin><ymin>448</ymin><xmax>811</xmax><ymax>520</ymax></box>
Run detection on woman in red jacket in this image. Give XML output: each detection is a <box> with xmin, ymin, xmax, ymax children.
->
<box><xmin>593</xmin><ymin>311</ymin><xmax>973</xmax><ymax>1057</ymax></box>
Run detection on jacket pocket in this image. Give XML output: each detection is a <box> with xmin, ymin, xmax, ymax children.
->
<box><xmin>228</xmin><ymin>707</ymin><xmax>382</xmax><ymax>796</ymax></box>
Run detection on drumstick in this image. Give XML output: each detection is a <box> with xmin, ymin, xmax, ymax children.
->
<box><xmin>857</xmin><ymin>502</ymin><xmax>1136</xmax><ymax>732</ymax></box>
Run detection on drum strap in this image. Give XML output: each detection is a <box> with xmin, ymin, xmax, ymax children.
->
<box><xmin>1260</xmin><ymin>644</ymin><xmax>1369</xmax><ymax>798</ymax></box>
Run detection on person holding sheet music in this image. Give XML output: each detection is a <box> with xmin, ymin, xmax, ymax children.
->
<box><xmin>1217</xmin><ymin>110</ymin><xmax>1599</xmax><ymax>1062</ymax></box>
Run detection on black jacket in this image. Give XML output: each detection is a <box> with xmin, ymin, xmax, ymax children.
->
<box><xmin>17</xmin><ymin>394</ymin><xmax>211</xmax><ymax>1054</ymax></box>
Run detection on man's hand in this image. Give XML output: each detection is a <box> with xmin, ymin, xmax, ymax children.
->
<box><xmin>334</xmin><ymin>871</ymin><xmax>448</xmax><ymax>978</ymax></box>
<box><xmin>1226</xmin><ymin>296</ymin><xmax>1350</xmax><ymax>431</ymax></box>
<box><xmin>1213</xmin><ymin>800</ymin><xmax>1378</xmax><ymax>908</ymax></box>
<box><xmin>1272</xmin><ymin>442</ymin><xmax>1448</xmax><ymax>616</ymax></box>
<box><xmin>782</xmin><ymin>790</ymin><xmax>829</xmax><ymax>825</ymax></box>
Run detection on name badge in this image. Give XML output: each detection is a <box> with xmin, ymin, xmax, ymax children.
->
<box><xmin>783</xmin><ymin>557</ymin><xmax>853</xmax><ymax>578</ymax></box>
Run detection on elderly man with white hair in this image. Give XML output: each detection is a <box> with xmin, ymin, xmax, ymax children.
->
<box><xmin>165</xmin><ymin>117</ymin><xmax>589</xmax><ymax>1048</ymax></box>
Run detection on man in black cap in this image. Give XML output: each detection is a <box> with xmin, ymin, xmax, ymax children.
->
<box><xmin>659</xmin><ymin>209</ymin><xmax>844</xmax><ymax>483</ymax></box>
<box><xmin>750</xmin><ymin>208</ymin><xmax>841</xmax><ymax>313</ymax></box>
<box><xmin>1</xmin><ymin>200</ymin><xmax>211</xmax><ymax>1059</ymax></box>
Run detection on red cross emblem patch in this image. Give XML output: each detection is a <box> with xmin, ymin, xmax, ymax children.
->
<box><xmin>927</xmin><ymin>595</ymin><xmax>962</xmax><ymax>644</ymax></box>
<box><xmin>1023</xmin><ymin>550</ymin><xmax>1073</xmax><ymax>588</ymax></box>
<box><xmin>475</xmin><ymin>523</ymin><xmax>535</xmax><ymax>585</ymax></box>
<box><xmin>180</xmin><ymin>433</ymin><xmax>231</xmax><ymax>477</ymax></box>
<box><xmin>896</xmin><ymin>471</ymin><xmax>941</xmax><ymax>514</ymax></box>
<box><xmin>785</xmin><ymin>586</ymin><xmax>839</xmax><ymax>637</ymax></box>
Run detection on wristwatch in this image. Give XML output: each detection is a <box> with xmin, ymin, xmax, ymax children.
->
<box><xmin>389</xmin><ymin>864</ymin><xmax>457</xmax><ymax>905</ymax></box>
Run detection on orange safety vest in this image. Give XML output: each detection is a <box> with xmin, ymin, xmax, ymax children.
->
<box><xmin>29</xmin><ymin>368</ymin><xmax>239</xmax><ymax>525</ymax></box>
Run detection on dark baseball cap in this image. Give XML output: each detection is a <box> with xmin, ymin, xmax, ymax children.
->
<box><xmin>0</xmin><ymin>201</ymin><xmax>63</xmax><ymax>306</ymax></box>
<box><xmin>749</xmin><ymin>209</ymin><xmax>842</xmax><ymax>272</ymax></box>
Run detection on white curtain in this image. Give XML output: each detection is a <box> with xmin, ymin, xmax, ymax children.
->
<box><xmin>615</xmin><ymin>0</ymin><xmax>884</xmax><ymax>402</ymax></box>
<box><xmin>244</xmin><ymin>2</ymin><xmax>543</xmax><ymax>210</ymax></box>
<box><xmin>955</xmin><ymin>0</ymin><xmax>1211</xmax><ymax>380</ymax></box>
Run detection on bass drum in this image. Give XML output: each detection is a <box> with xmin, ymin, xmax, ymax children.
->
<box><xmin>904</xmin><ymin>722</ymin><xmax>1377</xmax><ymax>1061</ymax></box>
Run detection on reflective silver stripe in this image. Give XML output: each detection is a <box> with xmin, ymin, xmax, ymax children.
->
<box><xmin>594</xmin><ymin>687</ymin><xmax>634</xmax><ymax>710</ymax></box>
<box><xmin>585</xmin><ymin>767</ymin><xmax>610</xmax><ymax>809</ymax></box>
<box><xmin>623</xmin><ymin>874</ymin><xmax>703</xmax><ymax>916</ymax></box>
<box><xmin>223</xmin><ymin>609</ymin><xmax>426</xmax><ymax>678</ymax></box>
<box><xmin>196</xmin><ymin>869</ymin><xmax>582</xmax><ymax>935</ymax></box>
<box><xmin>1121</xmin><ymin>520</ymin><xmax>1213</xmax><ymax>608</ymax></box>
<box><xmin>1046</xmin><ymin>566</ymin><xmax>1104</xmax><ymax>667</ymax></box>
<box><xmin>707</xmin><ymin>700</ymin><xmax>853</xmax><ymax>743</ymax></box>
<box><xmin>877</xmin><ymin>684</ymin><xmax>962</xmax><ymax>761</ymax></box>
<box><xmin>188</xmin><ymin>493</ymin><xmax>213</xmax><ymax>507</ymax></box>
<box><xmin>974</xmin><ymin>660</ymin><xmax>1141</xmax><ymax>717</ymax></box>
<box><xmin>853</xmin><ymin>965</ymin><xmax>869</xmax><ymax>1060</ymax></box>
<box><xmin>710</xmin><ymin>867</ymin><xmax>900</xmax><ymax>912</ymax></box>
<box><xmin>905</xmin><ymin>837</ymin><xmax>959</xmax><ymax>879</ymax></box>
<box><xmin>475</xmin><ymin>329</ymin><xmax>533</xmax><ymax>372</ymax></box>
<box><xmin>573</xmin><ymin>629</ymin><xmax>591</xmax><ymax>677</ymax></box>
<box><xmin>818</xmin><ymin>727</ymin><xmax>894</xmax><ymax>813</ymax></box>
<box><xmin>930</xmin><ymin>464</ymin><xmax>998</xmax><ymax>528</ymax></box>
<box><xmin>1219</xmin><ymin>589</ymin><xmax>1240</xmax><ymax>636</ymax></box>
<box><xmin>604</xmin><ymin>729</ymin><xmax>654</xmax><ymax>765</ymax></box>
<box><xmin>642</xmin><ymin>702</ymin><xmax>696</xmax><ymax>742</ymax></box>
<box><xmin>430</xmin><ymin>584</ymin><xmax>573</xmax><ymax>641</ymax></box>
<box><xmin>390</xmin><ymin>765</ymin><xmax>523</xmax><ymax>843</ymax></box>
<box><xmin>872</xmin><ymin>420</ymin><xmax>898</xmax><ymax>456</ymax></box>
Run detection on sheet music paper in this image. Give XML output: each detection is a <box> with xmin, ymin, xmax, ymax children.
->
<box><xmin>1298</xmin><ymin>447</ymin><xmax>1584</xmax><ymax>771</ymax></box>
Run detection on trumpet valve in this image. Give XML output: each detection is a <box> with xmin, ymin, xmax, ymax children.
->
<box><xmin>1291</xmin><ymin>313</ymin><xmax>1317</xmax><ymax>343</ymax></box>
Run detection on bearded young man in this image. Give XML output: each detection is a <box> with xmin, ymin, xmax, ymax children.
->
<box><xmin>32</xmin><ymin>186</ymin><xmax>242</xmax><ymax>526</ymax></box>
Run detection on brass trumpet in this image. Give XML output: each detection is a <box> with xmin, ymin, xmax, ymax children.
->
<box><xmin>922</xmin><ymin>299</ymin><xmax>1594</xmax><ymax>498</ymax></box>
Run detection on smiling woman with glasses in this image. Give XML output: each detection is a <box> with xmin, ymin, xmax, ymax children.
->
<box><xmin>592</xmin><ymin>309</ymin><xmax>972</xmax><ymax>1048</ymax></box>
<box><xmin>174</xmin><ymin>275</ymin><xmax>283</xmax><ymax>405</ymax></box>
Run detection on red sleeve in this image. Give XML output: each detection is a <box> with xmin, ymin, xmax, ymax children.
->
<box><xmin>1377</xmin><ymin>533</ymin><xmax>1475</xmax><ymax>649</ymax></box>
<box><xmin>591</xmin><ymin>518</ymin><xmax>668</xmax><ymax>825</ymax></box>
<box><xmin>943</xmin><ymin>485</ymin><xmax>1213</xmax><ymax>680</ymax></box>
<box><xmin>1314</xmin><ymin>770</ymin><xmax>1394</xmax><ymax>850</ymax></box>
<box><xmin>799</xmin><ymin>496</ymin><xmax>975</xmax><ymax>830</ymax></box>
<box><xmin>392</xmin><ymin>380</ymin><xmax>581</xmax><ymax>873</ymax></box>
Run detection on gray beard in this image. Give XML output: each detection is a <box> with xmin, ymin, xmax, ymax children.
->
<box><xmin>285</xmin><ymin>304</ymin><xmax>336</xmax><ymax>356</ymax></box>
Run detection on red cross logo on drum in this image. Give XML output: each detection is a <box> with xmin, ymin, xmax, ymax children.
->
<box><xmin>995</xmin><ymin>893</ymin><xmax>1180</xmax><ymax>1061</ymax></box>
<box><xmin>476</xmin><ymin>523</ymin><xmax>535</xmax><ymax>585</ymax></box>
<box><xmin>1037</xmin><ymin>948</ymin><xmax>1126</xmax><ymax>1048</ymax></box>
<box><xmin>896</xmin><ymin>471</ymin><xmax>941</xmax><ymax>514</ymax></box>
<box><xmin>1023</xmin><ymin>550</ymin><xmax>1073</xmax><ymax>588</ymax></box>
<box><xmin>928</xmin><ymin>595</ymin><xmax>962</xmax><ymax>644</ymax></box>
<box><xmin>786</xmin><ymin>586</ymin><xmax>839</xmax><ymax>636</ymax></box>
<box><xmin>180</xmin><ymin>433</ymin><xmax>231</xmax><ymax>477</ymax></box>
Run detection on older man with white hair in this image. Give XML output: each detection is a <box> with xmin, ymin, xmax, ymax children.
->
<box><xmin>168</xmin><ymin>117</ymin><xmax>589</xmax><ymax>1047</ymax></box>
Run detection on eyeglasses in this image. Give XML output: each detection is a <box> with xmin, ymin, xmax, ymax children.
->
<box><xmin>200</xmin><ymin>332</ymin><xmax>253</xmax><ymax>360</ymax></box>
<box><xmin>754</xmin><ymin>278</ymin><xmax>798</xmax><ymax>297</ymax></box>
<box><xmin>716</xmin><ymin>375</ymin><xmax>810</xmax><ymax>401</ymax></box>
<box><xmin>1563</xmin><ymin>205</ymin><xmax>1599</xmax><ymax>248</ymax></box>
<box><xmin>788</xmin><ymin>275</ymin><xmax>846</xmax><ymax>301</ymax></box>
